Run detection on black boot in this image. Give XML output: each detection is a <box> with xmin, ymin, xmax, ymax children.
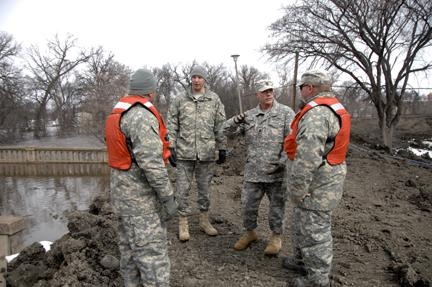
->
<box><xmin>281</xmin><ymin>256</ymin><xmax>306</xmax><ymax>274</ymax></box>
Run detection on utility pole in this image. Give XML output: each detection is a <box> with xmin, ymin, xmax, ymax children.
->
<box><xmin>291</xmin><ymin>51</ymin><xmax>299</xmax><ymax>110</ymax></box>
<box><xmin>231</xmin><ymin>54</ymin><xmax>243</xmax><ymax>114</ymax></box>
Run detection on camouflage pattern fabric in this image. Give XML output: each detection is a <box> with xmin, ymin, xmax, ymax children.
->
<box><xmin>291</xmin><ymin>207</ymin><xmax>332</xmax><ymax>285</ymax></box>
<box><xmin>224</xmin><ymin>100</ymin><xmax>294</xmax><ymax>233</ymax></box>
<box><xmin>175</xmin><ymin>160</ymin><xmax>215</xmax><ymax>216</ymax></box>
<box><xmin>288</xmin><ymin>92</ymin><xmax>349</xmax><ymax>284</ymax></box>
<box><xmin>117</xmin><ymin>214</ymin><xmax>169</xmax><ymax>287</ymax></box>
<box><xmin>167</xmin><ymin>88</ymin><xmax>227</xmax><ymax>161</ymax></box>
<box><xmin>223</xmin><ymin>100</ymin><xmax>294</xmax><ymax>182</ymax></box>
<box><xmin>110</xmin><ymin>105</ymin><xmax>173</xmax><ymax>286</ymax></box>
<box><xmin>288</xmin><ymin>93</ymin><xmax>347</xmax><ymax>211</ymax></box>
<box><xmin>242</xmin><ymin>181</ymin><xmax>286</xmax><ymax>234</ymax></box>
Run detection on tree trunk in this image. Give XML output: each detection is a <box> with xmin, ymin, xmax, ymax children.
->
<box><xmin>379</xmin><ymin>119</ymin><xmax>394</xmax><ymax>152</ymax></box>
<box><xmin>33</xmin><ymin>106</ymin><xmax>47</xmax><ymax>139</ymax></box>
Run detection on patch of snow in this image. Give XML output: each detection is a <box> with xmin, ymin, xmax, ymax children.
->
<box><xmin>408</xmin><ymin>147</ymin><xmax>432</xmax><ymax>158</ymax></box>
<box><xmin>5</xmin><ymin>241</ymin><xmax>52</xmax><ymax>263</ymax></box>
<box><xmin>5</xmin><ymin>253</ymin><xmax>18</xmax><ymax>263</ymax></box>
<box><xmin>40</xmin><ymin>240</ymin><xmax>53</xmax><ymax>252</ymax></box>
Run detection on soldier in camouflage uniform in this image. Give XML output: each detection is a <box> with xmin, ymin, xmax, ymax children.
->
<box><xmin>223</xmin><ymin>80</ymin><xmax>295</xmax><ymax>255</ymax></box>
<box><xmin>106</xmin><ymin>69</ymin><xmax>177</xmax><ymax>287</ymax></box>
<box><xmin>167</xmin><ymin>65</ymin><xmax>227</xmax><ymax>241</ymax></box>
<box><xmin>282</xmin><ymin>70</ymin><xmax>351</xmax><ymax>287</ymax></box>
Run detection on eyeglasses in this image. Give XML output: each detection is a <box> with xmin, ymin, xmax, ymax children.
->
<box><xmin>299</xmin><ymin>84</ymin><xmax>311</xmax><ymax>90</ymax></box>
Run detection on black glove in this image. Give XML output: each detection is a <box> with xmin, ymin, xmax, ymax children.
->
<box><xmin>233</xmin><ymin>113</ymin><xmax>246</xmax><ymax>124</ymax></box>
<box><xmin>216</xmin><ymin>150</ymin><xmax>226</xmax><ymax>164</ymax></box>
<box><xmin>161</xmin><ymin>196</ymin><xmax>178</xmax><ymax>221</ymax></box>
<box><xmin>168</xmin><ymin>147</ymin><xmax>177</xmax><ymax>167</ymax></box>
<box><xmin>266</xmin><ymin>163</ymin><xmax>285</xmax><ymax>174</ymax></box>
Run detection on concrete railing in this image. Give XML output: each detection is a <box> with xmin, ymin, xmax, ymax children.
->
<box><xmin>0</xmin><ymin>163</ymin><xmax>110</xmax><ymax>177</ymax></box>
<box><xmin>0</xmin><ymin>147</ymin><xmax>108</xmax><ymax>164</ymax></box>
<box><xmin>0</xmin><ymin>216</ymin><xmax>25</xmax><ymax>287</ymax></box>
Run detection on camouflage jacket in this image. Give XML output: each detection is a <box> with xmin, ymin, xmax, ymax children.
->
<box><xmin>289</xmin><ymin>92</ymin><xmax>348</xmax><ymax>211</ymax></box>
<box><xmin>223</xmin><ymin>100</ymin><xmax>294</xmax><ymax>182</ymax></box>
<box><xmin>167</xmin><ymin>88</ymin><xmax>227</xmax><ymax>161</ymax></box>
<box><xmin>110</xmin><ymin>105</ymin><xmax>173</xmax><ymax>216</ymax></box>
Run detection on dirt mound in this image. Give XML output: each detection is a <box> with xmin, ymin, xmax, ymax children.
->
<box><xmin>6</xmin><ymin>195</ymin><xmax>121</xmax><ymax>287</ymax></box>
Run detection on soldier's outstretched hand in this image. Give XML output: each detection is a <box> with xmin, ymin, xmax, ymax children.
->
<box><xmin>233</xmin><ymin>113</ymin><xmax>246</xmax><ymax>124</ymax></box>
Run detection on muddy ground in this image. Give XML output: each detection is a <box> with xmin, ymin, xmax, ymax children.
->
<box><xmin>6</xmin><ymin>116</ymin><xmax>432</xmax><ymax>287</ymax></box>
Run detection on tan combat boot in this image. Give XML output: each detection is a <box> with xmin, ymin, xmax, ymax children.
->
<box><xmin>233</xmin><ymin>230</ymin><xmax>258</xmax><ymax>250</ymax></box>
<box><xmin>178</xmin><ymin>216</ymin><xmax>190</xmax><ymax>241</ymax></box>
<box><xmin>264</xmin><ymin>233</ymin><xmax>282</xmax><ymax>255</ymax></box>
<box><xmin>199</xmin><ymin>212</ymin><xmax>218</xmax><ymax>236</ymax></box>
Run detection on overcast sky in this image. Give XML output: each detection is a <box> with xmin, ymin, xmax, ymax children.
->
<box><xmin>1</xmin><ymin>0</ymin><xmax>431</xmax><ymax>91</ymax></box>
<box><xmin>0</xmin><ymin>0</ymin><xmax>287</xmax><ymax>77</ymax></box>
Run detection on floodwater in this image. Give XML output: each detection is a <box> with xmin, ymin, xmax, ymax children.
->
<box><xmin>0</xmin><ymin>164</ymin><xmax>110</xmax><ymax>246</ymax></box>
<box><xmin>0</xmin><ymin>132</ymin><xmax>110</xmax><ymax>247</ymax></box>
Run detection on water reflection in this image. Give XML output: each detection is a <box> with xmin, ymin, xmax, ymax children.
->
<box><xmin>0</xmin><ymin>164</ymin><xmax>109</xmax><ymax>246</ymax></box>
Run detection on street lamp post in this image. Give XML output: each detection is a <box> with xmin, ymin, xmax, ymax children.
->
<box><xmin>231</xmin><ymin>54</ymin><xmax>243</xmax><ymax>114</ymax></box>
<box><xmin>291</xmin><ymin>51</ymin><xmax>299</xmax><ymax>110</ymax></box>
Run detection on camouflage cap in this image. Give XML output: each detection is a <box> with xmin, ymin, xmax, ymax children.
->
<box><xmin>256</xmin><ymin>80</ymin><xmax>274</xmax><ymax>92</ymax></box>
<box><xmin>299</xmin><ymin>70</ymin><xmax>331</xmax><ymax>86</ymax></box>
<box><xmin>191</xmin><ymin>65</ymin><xmax>207</xmax><ymax>81</ymax></box>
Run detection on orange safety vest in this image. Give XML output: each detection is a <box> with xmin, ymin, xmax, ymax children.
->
<box><xmin>105</xmin><ymin>95</ymin><xmax>171</xmax><ymax>170</ymax></box>
<box><xmin>284</xmin><ymin>97</ymin><xmax>351</xmax><ymax>165</ymax></box>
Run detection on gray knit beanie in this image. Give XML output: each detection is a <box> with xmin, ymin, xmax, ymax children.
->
<box><xmin>129</xmin><ymin>68</ymin><xmax>157</xmax><ymax>95</ymax></box>
<box><xmin>191</xmin><ymin>65</ymin><xmax>207</xmax><ymax>81</ymax></box>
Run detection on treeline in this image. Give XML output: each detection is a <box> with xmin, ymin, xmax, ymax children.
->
<box><xmin>0</xmin><ymin>32</ymin><xmax>277</xmax><ymax>143</ymax></box>
<box><xmin>1</xmin><ymin>31</ymin><xmax>431</xmax><ymax>144</ymax></box>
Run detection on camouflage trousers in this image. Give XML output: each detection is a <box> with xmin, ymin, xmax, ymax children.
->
<box><xmin>242</xmin><ymin>181</ymin><xmax>285</xmax><ymax>234</ymax></box>
<box><xmin>117</xmin><ymin>213</ymin><xmax>170</xmax><ymax>287</ymax></box>
<box><xmin>175</xmin><ymin>160</ymin><xmax>215</xmax><ymax>216</ymax></box>
<box><xmin>291</xmin><ymin>206</ymin><xmax>333</xmax><ymax>283</ymax></box>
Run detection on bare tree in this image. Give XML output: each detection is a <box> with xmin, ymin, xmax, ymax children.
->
<box><xmin>26</xmin><ymin>34</ymin><xmax>94</xmax><ymax>138</ymax></box>
<box><xmin>0</xmin><ymin>32</ymin><xmax>22</xmax><ymax>126</ymax></box>
<box><xmin>153</xmin><ymin>64</ymin><xmax>180</xmax><ymax>116</ymax></box>
<box><xmin>275</xmin><ymin>67</ymin><xmax>291</xmax><ymax>107</ymax></box>
<box><xmin>171</xmin><ymin>63</ymin><xmax>195</xmax><ymax>92</ymax></box>
<box><xmin>205</xmin><ymin>63</ymin><xmax>241</xmax><ymax>117</ymax></box>
<box><xmin>51</xmin><ymin>75</ymin><xmax>81</xmax><ymax>134</ymax></box>
<box><xmin>232</xmin><ymin>65</ymin><xmax>269</xmax><ymax>113</ymax></box>
<box><xmin>0</xmin><ymin>31</ymin><xmax>19</xmax><ymax>63</ymax></box>
<box><xmin>403</xmin><ymin>89</ymin><xmax>422</xmax><ymax>114</ymax></box>
<box><xmin>239</xmin><ymin>65</ymin><xmax>268</xmax><ymax>98</ymax></box>
<box><xmin>76</xmin><ymin>48</ymin><xmax>130</xmax><ymax>141</ymax></box>
<box><xmin>264</xmin><ymin>0</ymin><xmax>432</xmax><ymax>150</ymax></box>
<box><xmin>0</xmin><ymin>32</ymin><xmax>27</xmax><ymax>142</ymax></box>
<box><xmin>204</xmin><ymin>63</ymin><xmax>229</xmax><ymax>90</ymax></box>
<box><xmin>336</xmin><ymin>82</ymin><xmax>373</xmax><ymax>118</ymax></box>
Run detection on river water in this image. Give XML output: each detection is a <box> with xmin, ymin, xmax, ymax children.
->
<box><xmin>0</xmin><ymin>164</ymin><xmax>110</xmax><ymax>246</ymax></box>
<box><xmin>1</xmin><ymin>133</ymin><xmax>110</xmax><ymax>247</ymax></box>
